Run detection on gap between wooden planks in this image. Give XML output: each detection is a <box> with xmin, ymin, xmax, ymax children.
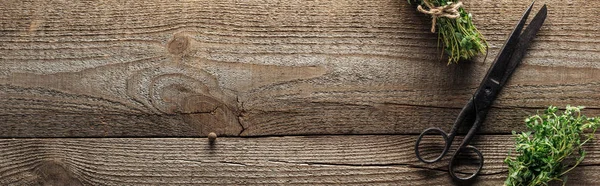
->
<box><xmin>1</xmin><ymin>135</ymin><xmax>600</xmax><ymax>185</ymax></box>
<box><xmin>1</xmin><ymin>0</ymin><xmax>599</xmax><ymax>137</ymax></box>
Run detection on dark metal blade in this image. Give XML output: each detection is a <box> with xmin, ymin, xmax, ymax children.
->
<box><xmin>483</xmin><ymin>1</ymin><xmax>536</xmax><ymax>84</ymax></box>
<box><xmin>469</xmin><ymin>1</ymin><xmax>539</xmax><ymax>113</ymax></box>
<box><xmin>499</xmin><ymin>4</ymin><xmax>547</xmax><ymax>85</ymax></box>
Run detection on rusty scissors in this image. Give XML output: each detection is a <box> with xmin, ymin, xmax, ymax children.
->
<box><xmin>414</xmin><ymin>1</ymin><xmax>547</xmax><ymax>181</ymax></box>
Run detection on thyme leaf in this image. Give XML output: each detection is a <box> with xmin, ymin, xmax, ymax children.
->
<box><xmin>409</xmin><ymin>0</ymin><xmax>487</xmax><ymax>64</ymax></box>
<box><xmin>504</xmin><ymin>106</ymin><xmax>600</xmax><ymax>186</ymax></box>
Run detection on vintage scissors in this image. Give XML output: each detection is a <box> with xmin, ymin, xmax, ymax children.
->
<box><xmin>414</xmin><ymin>1</ymin><xmax>547</xmax><ymax>181</ymax></box>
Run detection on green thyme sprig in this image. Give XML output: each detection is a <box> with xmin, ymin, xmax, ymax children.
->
<box><xmin>409</xmin><ymin>0</ymin><xmax>487</xmax><ymax>64</ymax></box>
<box><xmin>504</xmin><ymin>106</ymin><xmax>600</xmax><ymax>186</ymax></box>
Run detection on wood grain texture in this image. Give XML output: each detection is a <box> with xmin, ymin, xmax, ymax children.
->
<box><xmin>1</xmin><ymin>135</ymin><xmax>600</xmax><ymax>185</ymax></box>
<box><xmin>1</xmin><ymin>0</ymin><xmax>599</xmax><ymax>137</ymax></box>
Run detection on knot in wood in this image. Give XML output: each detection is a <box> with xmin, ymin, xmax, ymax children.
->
<box><xmin>417</xmin><ymin>1</ymin><xmax>463</xmax><ymax>33</ymax></box>
<box><xmin>167</xmin><ymin>35</ymin><xmax>190</xmax><ymax>55</ymax></box>
<box><xmin>34</xmin><ymin>160</ymin><xmax>82</xmax><ymax>186</ymax></box>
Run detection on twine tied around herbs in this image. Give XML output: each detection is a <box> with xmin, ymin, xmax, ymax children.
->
<box><xmin>417</xmin><ymin>1</ymin><xmax>463</xmax><ymax>33</ymax></box>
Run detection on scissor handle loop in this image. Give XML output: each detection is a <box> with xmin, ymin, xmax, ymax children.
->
<box><xmin>448</xmin><ymin>145</ymin><xmax>484</xmax><ymax>181</ymax></box>
<box><xmin>415</xmin><ymin>127</ymin><xmax>451</xmax><ymax>163</ymax></box>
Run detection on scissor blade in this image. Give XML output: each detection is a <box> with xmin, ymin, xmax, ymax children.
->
<box><xmin>499</xmin><ymin>5</ymin><xmax>547</xmax><ymax>85</ymax></box>
<box><xmin>483</xmin><ymin>1</ymin><xmax>535</xmax><ymax>84</ymax></box>
<box><xmin>470</xmin><ymin>1</ymin><xmax>541</xmax><ymax>112</ymax></box>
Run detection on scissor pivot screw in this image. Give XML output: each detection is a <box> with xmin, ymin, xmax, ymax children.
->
<box><xmin>484</xmin><ymin>87</ymin><xmax>492</xmax><ymax>95</ymax></box>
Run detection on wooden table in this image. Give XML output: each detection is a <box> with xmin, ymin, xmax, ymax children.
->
<box><xmin>1</xmin><ymin>0</ymin><xmax>599</xmax><ymax>185</ymax></box>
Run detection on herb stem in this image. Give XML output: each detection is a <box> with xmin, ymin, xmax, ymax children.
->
<box><xmin>409</xmin><ymin>0</ymin><xmax>487</xmax><ymax>64</ymax></box>
<box><xmin>504</xmin><ymin>106</ymin><xmax>600</xmax><ymax>186</ymax></box>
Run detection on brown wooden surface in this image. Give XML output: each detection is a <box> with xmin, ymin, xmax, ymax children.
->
<box><xmin>2</xmin><ymin>136</ymin><xmax>600</xmax><ymax>185</ymax></box>
<box><xmin>1</xmin><ymin>0</ymin><xmax>599</xmax><ymax>185</ymax></box>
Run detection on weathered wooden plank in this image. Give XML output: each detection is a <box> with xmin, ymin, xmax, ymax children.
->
<box><xmin>1</xmin><ymin>0</ymin><xmax>599</xmax><ymax>137</ymax></box>
<box><xmin>1</xmin><ymin>135</ymin><xmax>599</xmax><ymax>185</ymax></box>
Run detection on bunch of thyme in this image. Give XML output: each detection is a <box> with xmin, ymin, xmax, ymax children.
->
<box><xmin>409</xmin><ymin>0</ymin><xmax>487</xmax><ymax>64</ymax></box>
<box><xmin>504</xmin><ymin>106</ymin><xmax>600</xmax><ymax>186</ymax></box>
